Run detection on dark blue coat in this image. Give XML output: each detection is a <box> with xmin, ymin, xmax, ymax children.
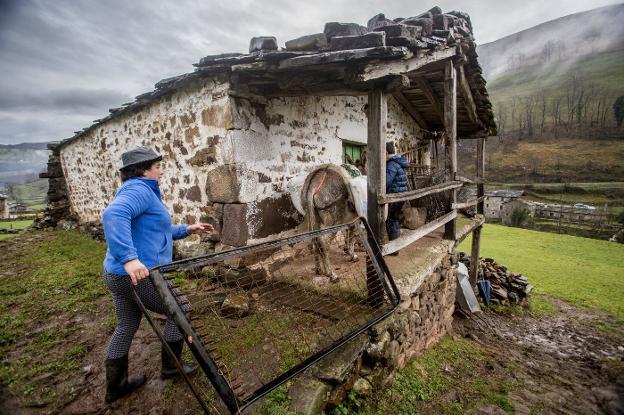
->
<box><xmin>386</xmin><ymin>155</ymin><xmax>409</xmax><ymax>193</ymax></box>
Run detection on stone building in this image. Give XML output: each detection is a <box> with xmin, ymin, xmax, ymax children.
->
<box><xmin>0</xmin><ymin>194</ymin><xmax>8</xmax><ymax>219</ymax></box>
<box><xmin>38</xmin><ymin>7</ymin><xmax>497</xmax><ymax>412</ymax></box>
<box><xmin>484</xmin><ymin>189</ymin><xmax>523</xmax><ymax>220</ymax></box>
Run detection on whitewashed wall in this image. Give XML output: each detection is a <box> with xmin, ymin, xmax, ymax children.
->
<box><xmin>60</xmin><ymin>75</ymin><xmax>233</xmax><ymax>225</ymax></box>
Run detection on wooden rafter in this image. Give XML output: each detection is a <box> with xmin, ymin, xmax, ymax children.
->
<box><xmin>391</xmin><ymin>91</ymin><xmax>429</xmax><ymax>130</ymax></box>
<box><xmin>413</xmin><ymin>77</ymin><xmax>444</xmax><ymax>123</ymax></box>
<box><xmin>457</xmin><ymin>64</ymin><xmax>484</xmax><ymax>129</ymax></box>
<box><xmin>356</xmin><ymin>48</ymin><xmax>457</xmax><ymax>82</ymax></box>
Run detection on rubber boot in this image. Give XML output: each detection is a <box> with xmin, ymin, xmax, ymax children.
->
<box><xmin>161</xmin><ymin>340</ymin><xmax>198</xmax><ymax>379</ymax></box>
<box><xmin>105</xmin><ymin>355</ymin><xmax>146</xmax><ymax>403</ymax></box>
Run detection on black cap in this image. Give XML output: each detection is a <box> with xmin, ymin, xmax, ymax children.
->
<box><xmin>119</xmin><ymin>146</ymin><xmax>162</xmax><ymax>170</ymax></box>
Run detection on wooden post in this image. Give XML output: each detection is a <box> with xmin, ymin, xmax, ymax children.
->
<box><xmin>470</xmin><ymin>137</ymin><xmax>486</xmax><ymax>287</ymax></box>
<box><xmin>443</xmin><ymin>60</ymin><xmax>457</xmax><ymax>240</ymax></box>
<box><xmin>476</xmin><ymin>137</ymin><xmax>485</xmax><ymax>215</ymax></box>
<box><xmin>367</xmin><ymin>89</ymin><xmax>387</xmax><ymax>244</ymax></box>
<box><xmin>367</xmin><ymin>89</ymin><xmax>386</xmax><ymax>306</ymax></box>
<box><xmin>469</xmin><ymin>225</ymin><xmax>481</xmax><ymax>287</ymax></box>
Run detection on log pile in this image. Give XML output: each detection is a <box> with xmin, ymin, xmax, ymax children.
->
<box><xmin>458</xmin><ymin>252</ymin><xmax>534</xmax><ymax>306</ymax></box>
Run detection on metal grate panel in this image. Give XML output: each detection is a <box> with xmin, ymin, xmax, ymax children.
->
<box><xmin>135</xmin><ymin>218</ymin><xmax>400</xmax><ymax>414</ymax></box>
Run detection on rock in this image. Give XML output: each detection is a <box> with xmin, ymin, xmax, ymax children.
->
<box><xmin>323</xmin><ymin>22</ymin><xmax>368</xmax><ymax>41</ymax></box>
<box><xmin>402</xmin><ymin>17</ymin><xmax>433</xmax><ymax>36</ymax></box>
<box><xmin>219</xmin><ymin>265</ymin><xmax>267</xmax><ymax>289</ymax></box>
<box><xmin>289</xmin><ymin>376</ymin><xmax>331</xmax><ymax>415</ymax></box>
<box><xmin>352</xmin><ymin>378</ymin><xmax>372</xmax><ymax>396</ymax></box>
<box><xmin>205</xmin><ymin>164</ymin><xmax>257</xmax><ymax>204</ymax></box>
<box><xmin>491</xmin><ymin>285</ymin><xmax>508</xmax><ymax>300</ymax></box>
<box><xmin>508</xmin><ymin>291</ymin><xmax>518</xmax><ymax>304</ymax></box>
<box><xmin>315</xmin><ymin>336</ymin><xmax>367</xmax><ymax>383</ymax></box>
<box><xmin>365</xmin><ymin>330</ymin><xmax>391</xmax><ymax>360</ymax></box>
<box><xmin>366</xmin><ymin>13</ymin><xmax>395</xmax><ymax>31</ymax></box>
<box><xmin>411</xmin><ymin>295</ymin><xmax>420</xmax><ymax>310</ymax></box>
<box><xmin>221</xmin><ymin>203</ymin><xmax>249</xmax><ymax>247</ymax></box>
<box><xmin>249</xmin><ymin>36</ymin><xmax>278</xmax><ymax>53</ymax></box>
<box><xmin>428</xmin><ymin>6</ymin><xmax>443</xmax><ymax>15</ymax></box>
<box><xmin>329</xmin><ymin>32</ymin><xmax>385</xmax><ymax>51</ymax></box>
<box><xmin>386</xmin><ymin>340</ymin><xmax>400</xmax><ymax>367</ymax></box>
<box><xmin>220</xmin><ymin>293</ymin><xmax>250</xmax><ymax>318</ymax></box>
<box><xmin>374</xmin><ymin>24</ymin><xmax>422</xmax><ymax>39</ymax></box>
<box><xmin>83</xmin><ymin>364</ymin><xmax>93</xmax><ymax>376</ymax></box>
<box><xmin>400</xmin><ymin>205</ymin><xmax>427</xmax><ymax>229</ymax></box>
<box><xmin>285</xmin><ymin>33</ymin><xmax>327</xmax><ymax>51</ymax></box>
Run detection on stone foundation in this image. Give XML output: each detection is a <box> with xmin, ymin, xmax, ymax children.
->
<box><xmin>288</xmin><ymin>253</ymin><xmax>458</xmax><ymax>414</ymax></box>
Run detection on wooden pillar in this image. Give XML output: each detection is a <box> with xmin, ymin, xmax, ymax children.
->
<box><xmin>469</xmin><ymin>225</ymin><xmax>481</xmax><ymax>287</ymax></box>
<box><xmin>470</xmin><ymin>136</ymin><xmax>486</xmax><ymax>286</ymax></box>
<box><xmin>367</xmin><ymin>89</ymin><xmax>387</xmax><ymax>243</ymax></box>
<box><xmin>443</xmin><ymin>60</ymin><xmax>457</xmax><ymax>240</ymax></box>
<box><xmin>476</xmin><ymin>137</ymin><xmax>485</xmax><ymax>215</ymax></box>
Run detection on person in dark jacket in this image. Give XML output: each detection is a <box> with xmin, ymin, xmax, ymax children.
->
<box><xmin>385</xmin><ymin>142</ymin><xmax>409</xmax><ymax>245</ymax></box>
<box><xmin>101</xmin><ymin>146</ymin><xmax>213</xmax><ymax>403</ymax></box>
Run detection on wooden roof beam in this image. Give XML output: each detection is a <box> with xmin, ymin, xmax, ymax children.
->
<box><xmin>391</xmin><ymin>91</ymin><xmax>429</xmax><ymax>130</ymax></box>
<box><xmin>413</xmin><ymin>77</ymin><xmax>444</xmax><ymax>123</ymax></box>
<box><xmin>457</xmin><ymin>64</ymin><xmax>485</xmax><ymax>129</ymax></box>
<box><xmin>356</xmin><ymin>47</ymin><xmax>457</xmax><ymax>82</ymax></box>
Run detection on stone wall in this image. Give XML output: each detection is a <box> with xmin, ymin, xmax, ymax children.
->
<box><xmin>289</xmin><ymin>254</ymin><xmax>457</xmax><ymax>414</ymax></box>
<box><xmin>51</xmin><ymin>85</ymin><xmax>425</xmax><ymax>252</ymax></box>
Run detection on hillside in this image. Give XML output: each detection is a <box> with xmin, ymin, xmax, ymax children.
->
<box><xmin>0</xmin><ymin>143</ymin><xmax>50</xmax><ymax>187</ymax></box>
<box><xmin>477</xmin><ymin>3</ymin><xmax>624</xmax><ymax>80</ymax></box>
<box><xmin>471</xmin><ymin>4</ymin><xmax>624</xmax><ymax>183</ymax></box>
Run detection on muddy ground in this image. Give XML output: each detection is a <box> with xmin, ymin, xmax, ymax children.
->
<box><xmin>0</xmin><ymin>230</ymin><xmax>623</xmax><ymax>414</ymax></box>
<box><xmin>452</xmin><ymin>299</ymin><xmax>624</xmax><ymax>415</ymax></box>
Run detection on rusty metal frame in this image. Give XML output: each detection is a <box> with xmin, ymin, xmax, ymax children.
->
<box><xmin>137</xmin><ymin>217</ymin><xmax>400</xmax><ymax>414</ymax></box>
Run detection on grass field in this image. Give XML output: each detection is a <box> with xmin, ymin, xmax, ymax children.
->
<box><xmin>458</xmin><ymin>224</ymin><xmax>624</xmax><ymax>320</ymax></box>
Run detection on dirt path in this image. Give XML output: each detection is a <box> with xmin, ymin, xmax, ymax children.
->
<box><xmin>453</xmin><ymin>299</ymin><xmax>624</xmax><ymax>414</ymax></box>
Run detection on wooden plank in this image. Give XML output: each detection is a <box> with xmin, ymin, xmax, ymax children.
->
<box><xmin>455</xmin><ymin>214</ymin><xmax>485</xmax><ymax>245</ymax></box>
<box><xmin>391</xmin><ymin>91</ymin><xmax>429</xmax><ymax>130</ymax></box>
<box><xmin>457</xmin><ymin>64</ymin><xmax>484</xmax><ymax>129</ymax></box>
<box><xmin>367</xmin><ymin>89</ymin><xmax>387</xmax><ymax>242</ymax></box>
<box><xmin>452</xmin><ymin>196</ymin><xmax>485</xmax><ymax>210</ymax></box>
<box><xmin>357</xmin><ymin>47</ymin><xmax>457</xmax><ymax>82</ymax></box>
<box><xmin>477</xmin><ymin>137</ymin><xmax>485</xmax><ymax>215</ymax></box>
<box><xmin>382</xmin><ymin>210</ymin><xmax>457</xmax><ymax>255</ymax></box>
<box><xmin>469</xmin><ymin>225</ymin><xmax>482</xmax><ymax>287</ymax></box>
<box><xmin>413</xmin><ymin>77</ymin><xmax>444</xmax><ymax>122</ymax></box>
<box><xmin>444</xmin><ymin>60</ymin><xmax>457</xmax><ymax>240</ymax></box>
<box><xmin>378</xmin><ymin>180</ymin><xmax>463</xmax><ymax>204</ymax></box>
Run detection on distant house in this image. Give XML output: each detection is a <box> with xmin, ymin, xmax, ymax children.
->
<box><xmin>500</xmin><ymin>198</ymin><xmax>536</xmax><ymax>226</ymax></box>
<box><xmin>0</xmin><ymin>194</ymin><xmax>8</xmax><ymax>219</ymax></box>
<box><xmin>484</xmin><ymin>190</ymin><xmax>524</xmax><ymax>219</ymax></box>
<box><xmin>9</xmin><ymin>203</ymin><xmax>28</xmax><ymax>214</ymax></box>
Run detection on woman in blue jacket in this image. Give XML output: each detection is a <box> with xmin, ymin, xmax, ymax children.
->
<box><xmin>102</xmin><ymin>146</ymin><xmax>213</xmax><ymax>403</ymax></box>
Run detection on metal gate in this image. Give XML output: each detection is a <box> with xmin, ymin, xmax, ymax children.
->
<box><xmin>134</xmin><ymin>217</ymin><xmax>400</xmax><ymax>414</ymax></box>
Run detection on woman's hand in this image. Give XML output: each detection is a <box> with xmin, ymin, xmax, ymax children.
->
<box><xmin>123</xmin><ymin>259</ymin><xmax>150</xmax><ymax>285</ymax></box>
<box><xmin>187</xmin><ymin>223</ymin><xmax>214</xmax><ymax>235</ymax></box>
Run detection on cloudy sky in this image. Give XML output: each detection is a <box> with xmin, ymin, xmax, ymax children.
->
<box><xmin>0</xmin><ymin>0</ymin><xmax>620</xmax><ymax>145</ymax></box>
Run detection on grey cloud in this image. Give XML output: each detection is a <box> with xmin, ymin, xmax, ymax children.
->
<box><xmin>0</xmin><ymin>88</ymin><xmax>131</xmax><ymax>112</ymax></box>
<box><xmin>0</xmin><ymin>0</ymin><xmax>621</xmax><ymax>144</ymax></box>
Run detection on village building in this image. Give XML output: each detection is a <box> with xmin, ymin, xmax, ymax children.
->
<box><xmin>483</xmin><ymin>189</ymin><xmax>523</xmax><ymax>219</ymax></box>
<box><xmin>37</xmin><ymin>7</ymin><xmax>497</xmax><ymax>412</ymax></box>
<box><xmin>0</xmin><ymin>194</ymin><xmax>9</xmax><ymax>219</ymax></box>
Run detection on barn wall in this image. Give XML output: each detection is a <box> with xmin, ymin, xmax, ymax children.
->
<box><xmin>227</xmin><ymin>94</ymin><xmax>425</xmax><ymax>243</ymax></box>
<box><xmin>57</xmin><ymin>85</ymin><xmax>425</xmax><ymax>253</ymax></box>
<box><xmin>59</xmin><ymin>75</ymin><xmax>233</xmax><ymax>232</ymax></box>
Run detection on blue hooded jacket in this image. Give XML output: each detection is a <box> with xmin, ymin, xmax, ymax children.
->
<box><xmin>386</xmin><ymin>155</ymin><xmax>409</xmax><ymax>193</ymax></box>
<box><xmin>102</xmin><ymin>177</ymin><xmax>189</xmax><ymax>276</ymax></box>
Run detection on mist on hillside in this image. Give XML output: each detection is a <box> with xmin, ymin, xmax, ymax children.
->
<box><xmin>477</xmin><ymin>3</ymin><xmax>624</xmax><ymax>81</ymax></box>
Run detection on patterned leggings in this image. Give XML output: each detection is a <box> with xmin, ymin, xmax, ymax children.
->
<box><xmin>104</xmin><ymin>272</ymin><xmax>186</xmax><ymax>359</ymax></box>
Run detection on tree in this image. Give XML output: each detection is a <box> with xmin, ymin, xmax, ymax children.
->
<box><xmin>614</xmin><ymin>96</ymin><xmax>624</xmax><ymax>128</ymax></box>
<box><xmin>510</xmin><ymin>207</ymin><xmax>530</xmax><ymax>227</ymax></box>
